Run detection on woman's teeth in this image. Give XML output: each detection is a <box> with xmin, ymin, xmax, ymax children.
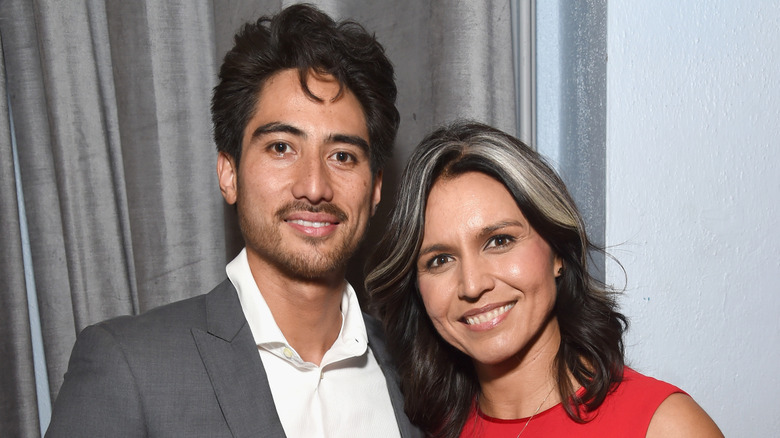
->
<box><xmin>465</xmin><ymin>303</ymin><xmax>515</xmax><ymax>325</ymax></box>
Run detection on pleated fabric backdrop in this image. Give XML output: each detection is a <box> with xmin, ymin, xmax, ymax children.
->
<box><xmin>0</xmin><ymin>0</ymin><xmax>518</xmax><ymax>435</ymax></box>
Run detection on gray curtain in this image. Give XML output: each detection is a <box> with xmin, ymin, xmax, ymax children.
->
<box><xmin>0</xmin><ymin>0</ymin><xmax>517</xmax><ymax>435</ymax></box>
<box><xmin>1</xmin><ymin>26</ymin><xmax>40</xmax><ymax>438</ymax></box>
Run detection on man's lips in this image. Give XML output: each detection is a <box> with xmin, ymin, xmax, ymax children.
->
<box><xmin>286</xmin><ymin>219</ymin><xmax>335</xmax><ymax>227</ymax></box>
<box><xmin>277</xmin><ymin>202</ymin><xmax>347</xmax><ymax>238</ymax></box>
<box><xmin>461</xmin><ymin>301</ymin><xmax>516</xmax><ymax>327</ymax></box>
<box><xmin>276</xmin><ymin>201</ymin><xmax>347</xmax><ymax>222</ymax></box>
<box><xmin>284</xmin><ymin>213</ymin><xmax>341</xmax><ymax>226</ymax></box>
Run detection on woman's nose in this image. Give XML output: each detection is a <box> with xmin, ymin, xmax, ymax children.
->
<box><xmin>458</xmin><ymin>256</ymin><xmax>495</xmax><ymax>301</ymax></box>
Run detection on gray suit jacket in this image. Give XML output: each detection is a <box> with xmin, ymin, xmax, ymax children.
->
<box><xmin>46</xmin><ymin>279</ymin><xmax>422</xmax><ymax>438</ymax></box>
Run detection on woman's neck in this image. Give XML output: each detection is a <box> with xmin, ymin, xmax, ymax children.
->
<box><xmin>475</xmin><ymin>316</ymin><xmax>563</xmax><ymax>419</ymax></box>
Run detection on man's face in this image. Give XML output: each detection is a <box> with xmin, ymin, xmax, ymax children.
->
<box><xmin>217</xmin><ymin>69</ymin><xmax>381</xmax><ymax>282</ymax></box>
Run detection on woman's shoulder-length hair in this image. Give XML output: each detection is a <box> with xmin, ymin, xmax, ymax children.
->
<box><xmin>366</xmin><ymin>120</ymin><xmax>627</xmax><ymax>438</ymax></box>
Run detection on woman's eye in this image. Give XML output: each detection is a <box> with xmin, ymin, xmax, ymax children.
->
<box><xmin>486</xmin><ymin>234</ymin><xmax>514</xmax><ymax>249</ymax></box>
<box><xmin>428</xmin><ymin>255</ymin><xmax>452</xmax><ymax>269</ymax></box>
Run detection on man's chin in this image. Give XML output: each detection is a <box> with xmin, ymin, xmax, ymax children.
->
<box><xmin>242</xmin><ymin>220</ymin><xmax>365</xmax><ymax>281</ymax></box>
<box><xmin>275</xmin><ymin>258</ymin><xmax>346</xmax><ymax>282</ymax></box>
<box><xmin>271</xmin><ymin>245</ymin><xmax>354</xmax><ymax>281</ymax></box>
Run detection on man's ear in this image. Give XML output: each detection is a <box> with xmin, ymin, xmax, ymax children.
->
<box><xmin>217</xmin><ymin>152</ymin><xmax>238</xmax><ymax>205</ymax></box>
<box><xmin>371</xmin><ymin>170</ymin><xmax>383</xmax><ymax>216</ymax></box>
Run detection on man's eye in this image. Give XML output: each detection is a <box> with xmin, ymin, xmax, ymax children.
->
<box><xmin>271</xmin><ymin>143</ymin><xmax>290</xmax><ymax>154</ymax></box>
<box><xmin>332</xmin><ymin>151</ymin><xmax>356</xmax><ymax>163</ymax></box>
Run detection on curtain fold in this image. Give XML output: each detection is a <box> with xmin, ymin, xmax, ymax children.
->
<box><xmin>1</xmin><ymin>1</ymin><xmax>519</xmax><ymax>435</ymax></box>
<box><xmin>1</xmin><ymin>0</ymin><xmax>226</xmax><ymax>418</ymax></box>
<box><xmin>429</xmin><ymin>1</ymin><xmax>517</xmax><ymax>133</ymax></box>
<box><xmin>0</xmin><ymin>27</ymin><xmax>41</xmax><ymax>438</ymax></box>
<box><xmin>103</xmin><ymin>0</ymin><xmax>224</xmax><ymax>312</ymax></box>
<box><xmin>1</xmin><ymin>0</ymin><xmax>81</xmax><ymax>408</ymax></box>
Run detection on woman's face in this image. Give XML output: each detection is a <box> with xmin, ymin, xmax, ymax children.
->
<box><xmin>416</xmin><ymin>172</ymin><xmax>562</xmax><ymax>366</ymax></box>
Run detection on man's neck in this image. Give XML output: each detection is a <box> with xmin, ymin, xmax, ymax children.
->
<box><xmin>246</xmin><ymin>254</ymin><xmax>346</xmax><ymax>366</ymax></box>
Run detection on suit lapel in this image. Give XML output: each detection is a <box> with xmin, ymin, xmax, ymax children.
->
<box><xmin>192</xmin><ymin>280</ymin><xmax>287</xmax><ymax>438</ymax></box>
<box><xmin>365</xmin><ymin>314</ymin><xmax>423</xmax><ymax>438</ymax></box>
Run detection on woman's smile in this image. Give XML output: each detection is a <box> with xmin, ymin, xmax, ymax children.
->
<box><xmin>461</xmin><ymin>301</ymin><xmax>516</xmax><ymax>329</ymax></box>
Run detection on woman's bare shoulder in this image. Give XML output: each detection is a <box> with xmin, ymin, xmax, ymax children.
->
<box><xmin>646</xmin><ymin>393</ymin><xmax>724</xmax><ymax>438</ymax></box>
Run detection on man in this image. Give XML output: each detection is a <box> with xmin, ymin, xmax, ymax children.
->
<box><xmin>46</xmin><ymin>5</ymin><xmax>420</xmax><ymax>437</ymax></box>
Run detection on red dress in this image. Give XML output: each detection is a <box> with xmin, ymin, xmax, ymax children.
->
<box><xmin>459</xmin><ymin>368</ymin><xmax>684</xmax><ymax>438</ymax></box>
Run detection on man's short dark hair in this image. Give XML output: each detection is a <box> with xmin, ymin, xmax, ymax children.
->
<box><xmin>211</xmin><ymin>3</ymin><xmax>399</xmax><ymax>173</ymax></box>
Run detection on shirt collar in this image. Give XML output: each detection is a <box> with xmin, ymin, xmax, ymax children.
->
<box><xmin>226</xmin><ymin>248</ymin><xmax>368</xmax><ymax>368</ymax></box>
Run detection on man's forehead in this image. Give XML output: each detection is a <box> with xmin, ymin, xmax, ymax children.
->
<box><xmin>244</xmin><ymin>70</ymin><xmax>370</xmax><ymax>149</ymax></box>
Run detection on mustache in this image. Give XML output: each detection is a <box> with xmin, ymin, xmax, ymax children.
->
<box><xmin>275</xmin><ymin>201</ymin><xmax>348</xmax><ymax>223</ymax></box>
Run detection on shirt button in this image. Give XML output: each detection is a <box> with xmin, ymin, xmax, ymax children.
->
<box><xmin>283</xmin><ymin>347</ymin><xmax>293</xmax><ymax>359</ymax></box>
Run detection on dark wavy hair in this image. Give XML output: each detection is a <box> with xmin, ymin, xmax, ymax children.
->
<box><xmin>211</xmin><ymin>3</ymin><xmax>399</xmax><ymax>173</ymax></box>
<box><xmin>366</xmin><ymin>121</ymin><xmax>627</xmax><ymax>438</ymax></box>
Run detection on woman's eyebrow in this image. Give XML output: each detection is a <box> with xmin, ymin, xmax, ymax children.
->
<box><xmin>417</xmin><ymin>221</ymin><xmax>524</xmax><ymax>258</ymax></box>
<box><xmin>479</xmin><ymin>220</ymin><xmax>522</xmax><ymax>237</ymax></box>
<box><xmin>418</xmin><ymin>243</ymin><xmax>450</xmax><ymax>259</ymax></box>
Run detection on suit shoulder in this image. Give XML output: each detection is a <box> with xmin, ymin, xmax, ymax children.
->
<box><xmin>91</xmin><ymin>279</ymin><xmax>233</xmax><ymax>341</ymax></box>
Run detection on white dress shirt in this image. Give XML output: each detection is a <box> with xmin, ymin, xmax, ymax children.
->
<box><xmin>226</xmin><ymin>249</ymin><xmax>401</xmax><ymax>438</ymax></box>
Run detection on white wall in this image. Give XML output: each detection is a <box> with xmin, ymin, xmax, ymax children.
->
<box><xmin>606</xmin><ymin>2</ymin><xmax>780</xmax><ymax>436</ymax></box>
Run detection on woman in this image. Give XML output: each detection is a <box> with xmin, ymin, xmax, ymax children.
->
<box><xmin>366</xmin><ymin>121</ymin><xmax>722</xmax><ymax>437</ymax></box>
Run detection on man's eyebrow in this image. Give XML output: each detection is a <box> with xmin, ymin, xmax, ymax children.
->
<box><xmin>250</xmin><ymin>122</ymin><xmax>306</xmax><ymax>141</ymax></box>
<box><xmin>250</xmin><ymin>123</ymin><xmax>369</xmax><ymax>152</ymax></box>
<box><xmin>328</xmin><ymin>134</ymin><xmax>370</xmax><ymax>152</ymax></box>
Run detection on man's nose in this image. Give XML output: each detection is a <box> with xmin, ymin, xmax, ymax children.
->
<box><xmin>290</xmin><ymin>154</ymin><xmax>334</xmax><ymax>204</ymax></box>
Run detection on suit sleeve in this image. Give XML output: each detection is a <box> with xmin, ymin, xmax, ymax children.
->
<box><xmin>45</xmin><ymin>324</ymin><xmax>147</xmax><ymax>437</ymax></box>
